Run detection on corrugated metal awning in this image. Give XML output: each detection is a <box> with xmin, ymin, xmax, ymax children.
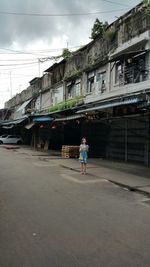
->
<box><xmin>1</xmin><ymin>116</ymin><xmax>28</xmax><ymax>126</ymax></box>
<box><xmin>77</xmin><ymin>97</ymin><xmax>140</xmax><ymax>114</ymax></box>
<box><xmin>16</xmin><ymin>99</ymin><xmax>32</xmax><ymax>112</ymax></box>
<box><xmin>2</xmin><ymin>125</ymin><xmax>14</xmax><ymax>129</ymax></box>
<box><xmin>55</xmin><ymin>114</ymin><xmax>85</xmax><ymax>122</ymax></box>
<box><xmin>25</xmin><ymin>122</ymin><xmax>35</xmax><ymax>129</ymax></box>
<box><xmin>33</xmin><ymin>116</ymin><xmax>54</xmax><ymax>122</ymax></box>
<box><xmin>109</xmin><ymin>49</ymin><xmax>149</xmax><ymax>62</ymax></box>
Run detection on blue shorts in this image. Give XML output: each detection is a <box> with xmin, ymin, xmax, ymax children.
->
<box><xmin>79</xmin><ymin>152</ymin><xmax>88</xmax><ymax>164</ymax></box>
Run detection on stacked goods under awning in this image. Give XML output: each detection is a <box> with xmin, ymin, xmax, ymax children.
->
<box><xmin>61</xmin><ymin>146</ymin><xmax>79</xmax><ymax>158</ymax></box>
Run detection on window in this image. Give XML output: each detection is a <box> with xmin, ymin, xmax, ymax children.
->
<box><xmin>96</xmin><ymin>72</ymin><xmax>106</xmax><ymax>93</ymax></box>
<box><xmin>114</xmin><ymin>52</ymin><xmax>147</xmax><ymax>86</ymax></box>
<box><xmin>125</xmin><ymin>54</ymin><xmax>147</xmax><ymax>84</ymax></box>
<box><xmin>74</xmin><ymin>82</ymin><xmax>81</xmax><ymax>97</ymax></box>
<box><xmin>87</xmin><ymin>76</ymin><xmax>95</xmax><ymax>93</ymax></box>
<box><xmin>115</xmin><ymin>61</ymin><xmax>123</xmax><ymax>84</ymax></box>
<box><xmin>8</xmin><ymin>135</ymin><xmax>16</xmax><ymax>138</ymax></box>
<box><xmin>68</xmin><ymin>85</ymin><xmax>74</xmax><ymax>99</ymax></box>
<box><xmin>54</xmin><ymin>86</ymin><xmax>63</xmax><ymax>104</ymax></box>
<box><xmin>68</xmin><ymin>81</ymin><xmax>81</xmax><ymax>98</ymax></box>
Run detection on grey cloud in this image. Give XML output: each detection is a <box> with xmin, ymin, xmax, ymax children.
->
<box><xmin>0</xmin><ymin>0</ymin><xmax>140</xmax><ymax>47</ymax></box>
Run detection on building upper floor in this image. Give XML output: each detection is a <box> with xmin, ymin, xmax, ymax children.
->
<box><xmin>4</xmin><ymin>1</ymin><xmax>150</xmax><ymax>112</ymax></box>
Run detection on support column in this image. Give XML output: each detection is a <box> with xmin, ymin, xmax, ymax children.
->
<box><xmin>145</xmin><ymin>115</ymin><xmax>150</xmax><ymax>167</ymax></box>
<box><xmin>125</xmin><ymin>119</ymin><xmax>128</xmax><ymax>162</ymax></box>
<box><xmin>82</xmin><ymin>72</ymin><xmax>88</xmax><ymax>96</ymax></box>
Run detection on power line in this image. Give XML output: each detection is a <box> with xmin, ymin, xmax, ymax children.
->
<box><xmin>0</xmin><ymin>45</ymin><xmax>82</xmax><ymax>58</ymax></box>
<box><xmin>0</xmin><ymin>45</ymin><xmax>83</xmax><ymax>58</ymax></box>
<box><xmin>0</xmin><ymin>8</ymin><xmax>129</xmax><ymax>17</ymax></box>
<box><xmin>0</xmin><ymin>72</ymin><xmax>37</xmax><ymax>77</ymax></box>
<box><xmin>0</xmin><ymin>59</ymin><xmax>39</xmax><ymax>62</ymax></box>
<box><xmin>100</xmin><ymin>0</ymin><xmax>131</xmax><ymax>7</ymax></box>
<box><xmin>0</xmin><ymin>45</ymin><xmax>81</xmax><ymax>54</ymax></box>
<box><xmin>0</xmin><ymin>75</ymin><xmax>36</xmax><ymax>80</ymax></box>
<box><xmin>0</xmin><ymin>47</ymin><xmax>36</xmax><ymax>55</ymax></box>
<box><xmin>0</xmin><ymin>72</ymin><xmax>36</xmax><ymax>77</ymax></box>
<box><xmin>0</xmin><ymin>64</ymin><xmax>42</xmax><ymax>71</ymax></box>
<box><xmin>0</xmin><ymin>56</ymin><xmax>56</xmax><ymax>70</ymax></box>
<box><xmin>0</xmin><ymin>61</ymin><xmax>38</xmax><ymax>67</ymax></box>
<box><xmin>0</xmin><ymin>51</ymin><xmax>64</xmax><ymax>67</ymax></box>
<box><xmin>0</xmin><ymin>55</ymin><xmax>62</xmax><ymax>66</ymax></box>
<box><xmin>0</xmin><ymin>58</ymin><xmax>37</xmax><ymax>62</ymax></box>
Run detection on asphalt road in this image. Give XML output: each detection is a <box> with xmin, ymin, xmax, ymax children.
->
<box><xmin>0</xmin><ymin>147</ymin><xmax>150</xmax><ymax>267</ymax></box>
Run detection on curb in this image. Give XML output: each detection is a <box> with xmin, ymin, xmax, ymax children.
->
<box><xmin>60</xmin><ymin>164</ymin><xmax>150</xmax><ymax>197</ymax></box>
<box><xmin>108</xmin><ymin>180</ymin><xmax>150</xmax><ymax>197</ymax></box>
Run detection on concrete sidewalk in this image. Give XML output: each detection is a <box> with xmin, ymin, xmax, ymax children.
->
<box><xmin>59</xmin><ymin>158</ymin><xmax>150</xmax><ymax>196</ymax></box>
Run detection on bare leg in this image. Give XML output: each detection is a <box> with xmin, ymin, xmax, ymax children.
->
<box><xmin>80</xmin><ymin>163</ymin><xmax>84</xmax><ymax>174</ymax></box>
<box><xmin>84</xmin><ymin>163</ymin><xmax>87</xmax><ymax>174</ymax></box>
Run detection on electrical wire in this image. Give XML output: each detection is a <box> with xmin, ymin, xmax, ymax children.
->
<box><xmin>0</xmin><ymin>64</ymin><xmax>41</xmax><ymax>70</ymax></box>
<box><xmin>0</xmin><ymin>47</ymin><xmax>37</xmax><ymax>55</ymax></box>
<box><xmin>0</xmin><ymin>62</ymin><xmax>38</xmax><ymax>67</ymax></box>
<box><xmin>0</xmin><ymin>75</ymin><xmax>36</xmax><ymax>80</ymax></box>
<box><xmin>0</xmin><ymin>8</ymin><xmax>129</xmax><ymax>17</ymax></box>
<box><xmin>0</xmin><ymin>46</ymin><xmax>81</xmax><ymax>55</ymax></box>
<box><xmin>0</xmin><ymin>72</ymin><xmax>38</xmax><ymax>77</ymax></box>
<box><xmin>100</xmin><ymin>0</ymin><xmax>131</xmax><ymax>7</ymax></box>
<box><xmin>0</xmin><ymin>59</ymin><xmax>39</xmax><ymax>62</ymax></box>
<box><xmin>0</xmin><ymin>45</ymin><xmax>83</xmax><ymax>58</ymax></box>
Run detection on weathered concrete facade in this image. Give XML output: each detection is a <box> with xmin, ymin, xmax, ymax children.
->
<box><xmin>5</xmin><ymin>2</ymin><xmax>150</xmax><ymax>113</ymax></box>
<box><xmin>3</xmin><ymin>2</ymin><xmax>150</xmax><ymax>166</ymax></box>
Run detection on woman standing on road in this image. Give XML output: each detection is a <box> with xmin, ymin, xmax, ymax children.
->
<box><xmin>79</xmin><ymin>137</ymin><xmax>89</xmax><ymax>175</ymax></box>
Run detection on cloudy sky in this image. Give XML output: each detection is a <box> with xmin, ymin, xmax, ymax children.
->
<box><xmin>0</xmin><ymin>0</ymin><xmax>141</xmax><ymax>108</ymax></box>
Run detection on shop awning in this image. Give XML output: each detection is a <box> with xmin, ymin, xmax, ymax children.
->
<box><xmin>25</xmin><ymin>122</ymin><xmax>35</xmax><ymax>129</ymax></box>
<box><xmin>109</xmin><ymin>49</ymin><xmax>149</xmax><ymax>62</ymax></box>
<box><xmin>16</xmin><ymin>99</ymin><xmax>32</xmax><ymax>112</ymax></box>
<box><xmin>55</xmin><ymin>114</ymin><xmax>85</xmax><ymax>122</ymax></box>
<box><xmin>33</xmin><ymin>116</ymin><xmax>54</xmax><ymax>122</ymax></box>
<box><xmin>77</xmin><ymin>97</ymin><xmax>140</xmax><ymax>114</ymax></box>
<box><xmin>1</xmin><ymin>116</ymin><xmax>28</xmax><ymax>126</ymax></box>
<box><xmin>2</xmin><ymin>125</ymin><xmax>14</xmax><ymax>129</ymax></box>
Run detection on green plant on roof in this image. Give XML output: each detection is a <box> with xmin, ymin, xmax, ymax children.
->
<box><xmin>48</xmin><ymin>96</ymin><xmax>84</xmax><ymax>113</ymax></box>
<box><xmin>104</xmin><ymin>28</ymin><xmax>117</xmax><ymax>42</ymax></box>
<box><xmin>143</xmin><ymin>0</ymin><xmax>150</xmax><ymax>13</ymax></box>
<box><xmin>62</xmin><ymin>48</ymin><xmax>72</xmax><ymax>59</ymax></box>
<box><xmin>91</xmin><ymin>19</ymin><xmax>108</xmax><ymax>40</ymax></box>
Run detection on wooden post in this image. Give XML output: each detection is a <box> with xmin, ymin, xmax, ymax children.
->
<box><xmin>125</xmin><ymin>119</ymin><xmax>128</xmax><ymax>162</ymax></box>
<box><xmin>34</xmin><ymin>133</ymin><xmax>36</xmax><ymax>150</ymax></box>
<box><xmin>145</xmin><ymin>115</ymin><xmax>150</xmax><ymax>167</ymax></box>
<box><xmin>148</xmin><ymin>115</ymin><xmax>150</xmax><ymax>167</ymax></box>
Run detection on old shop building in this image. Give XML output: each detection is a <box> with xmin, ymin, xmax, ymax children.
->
<box><xmin>2</xmin><ymin>1</ymin><xmax>150</xmax><ymax>165</ymax></box>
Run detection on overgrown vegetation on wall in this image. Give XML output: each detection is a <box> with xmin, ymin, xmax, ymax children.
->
<box><xmin>143</xmin><ymin>0</ymin><xmax>150</xmax><ymax>13</ymax></box>
<box><xmin>91</xmin><ymin>19</ymin><xmax>108</xmax><ymax>40</ymax></box>
<box><xmin>48</xmin><ymin>96</ymin><xmax>84</xmax><ymax>113</ymax></box>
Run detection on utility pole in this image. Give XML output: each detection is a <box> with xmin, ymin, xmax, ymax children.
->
<box><xmin>19</xmin><ymin>84</ymin><xmax>22</xmax><ymax>93</ymax></box>
<box><xmin>9</xmin><ymin>71</ymin><xmax>12</xmax><ymax>98</ymax></box>
<box><xmin>38</xmin><ymin>59</ymin><xmax>41</xmax><ymax>77</ymax></box>
<box><xmin>39</xmin><ymin>89</ymin><xmax>42</xmax><ymax>111</ymax></box>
